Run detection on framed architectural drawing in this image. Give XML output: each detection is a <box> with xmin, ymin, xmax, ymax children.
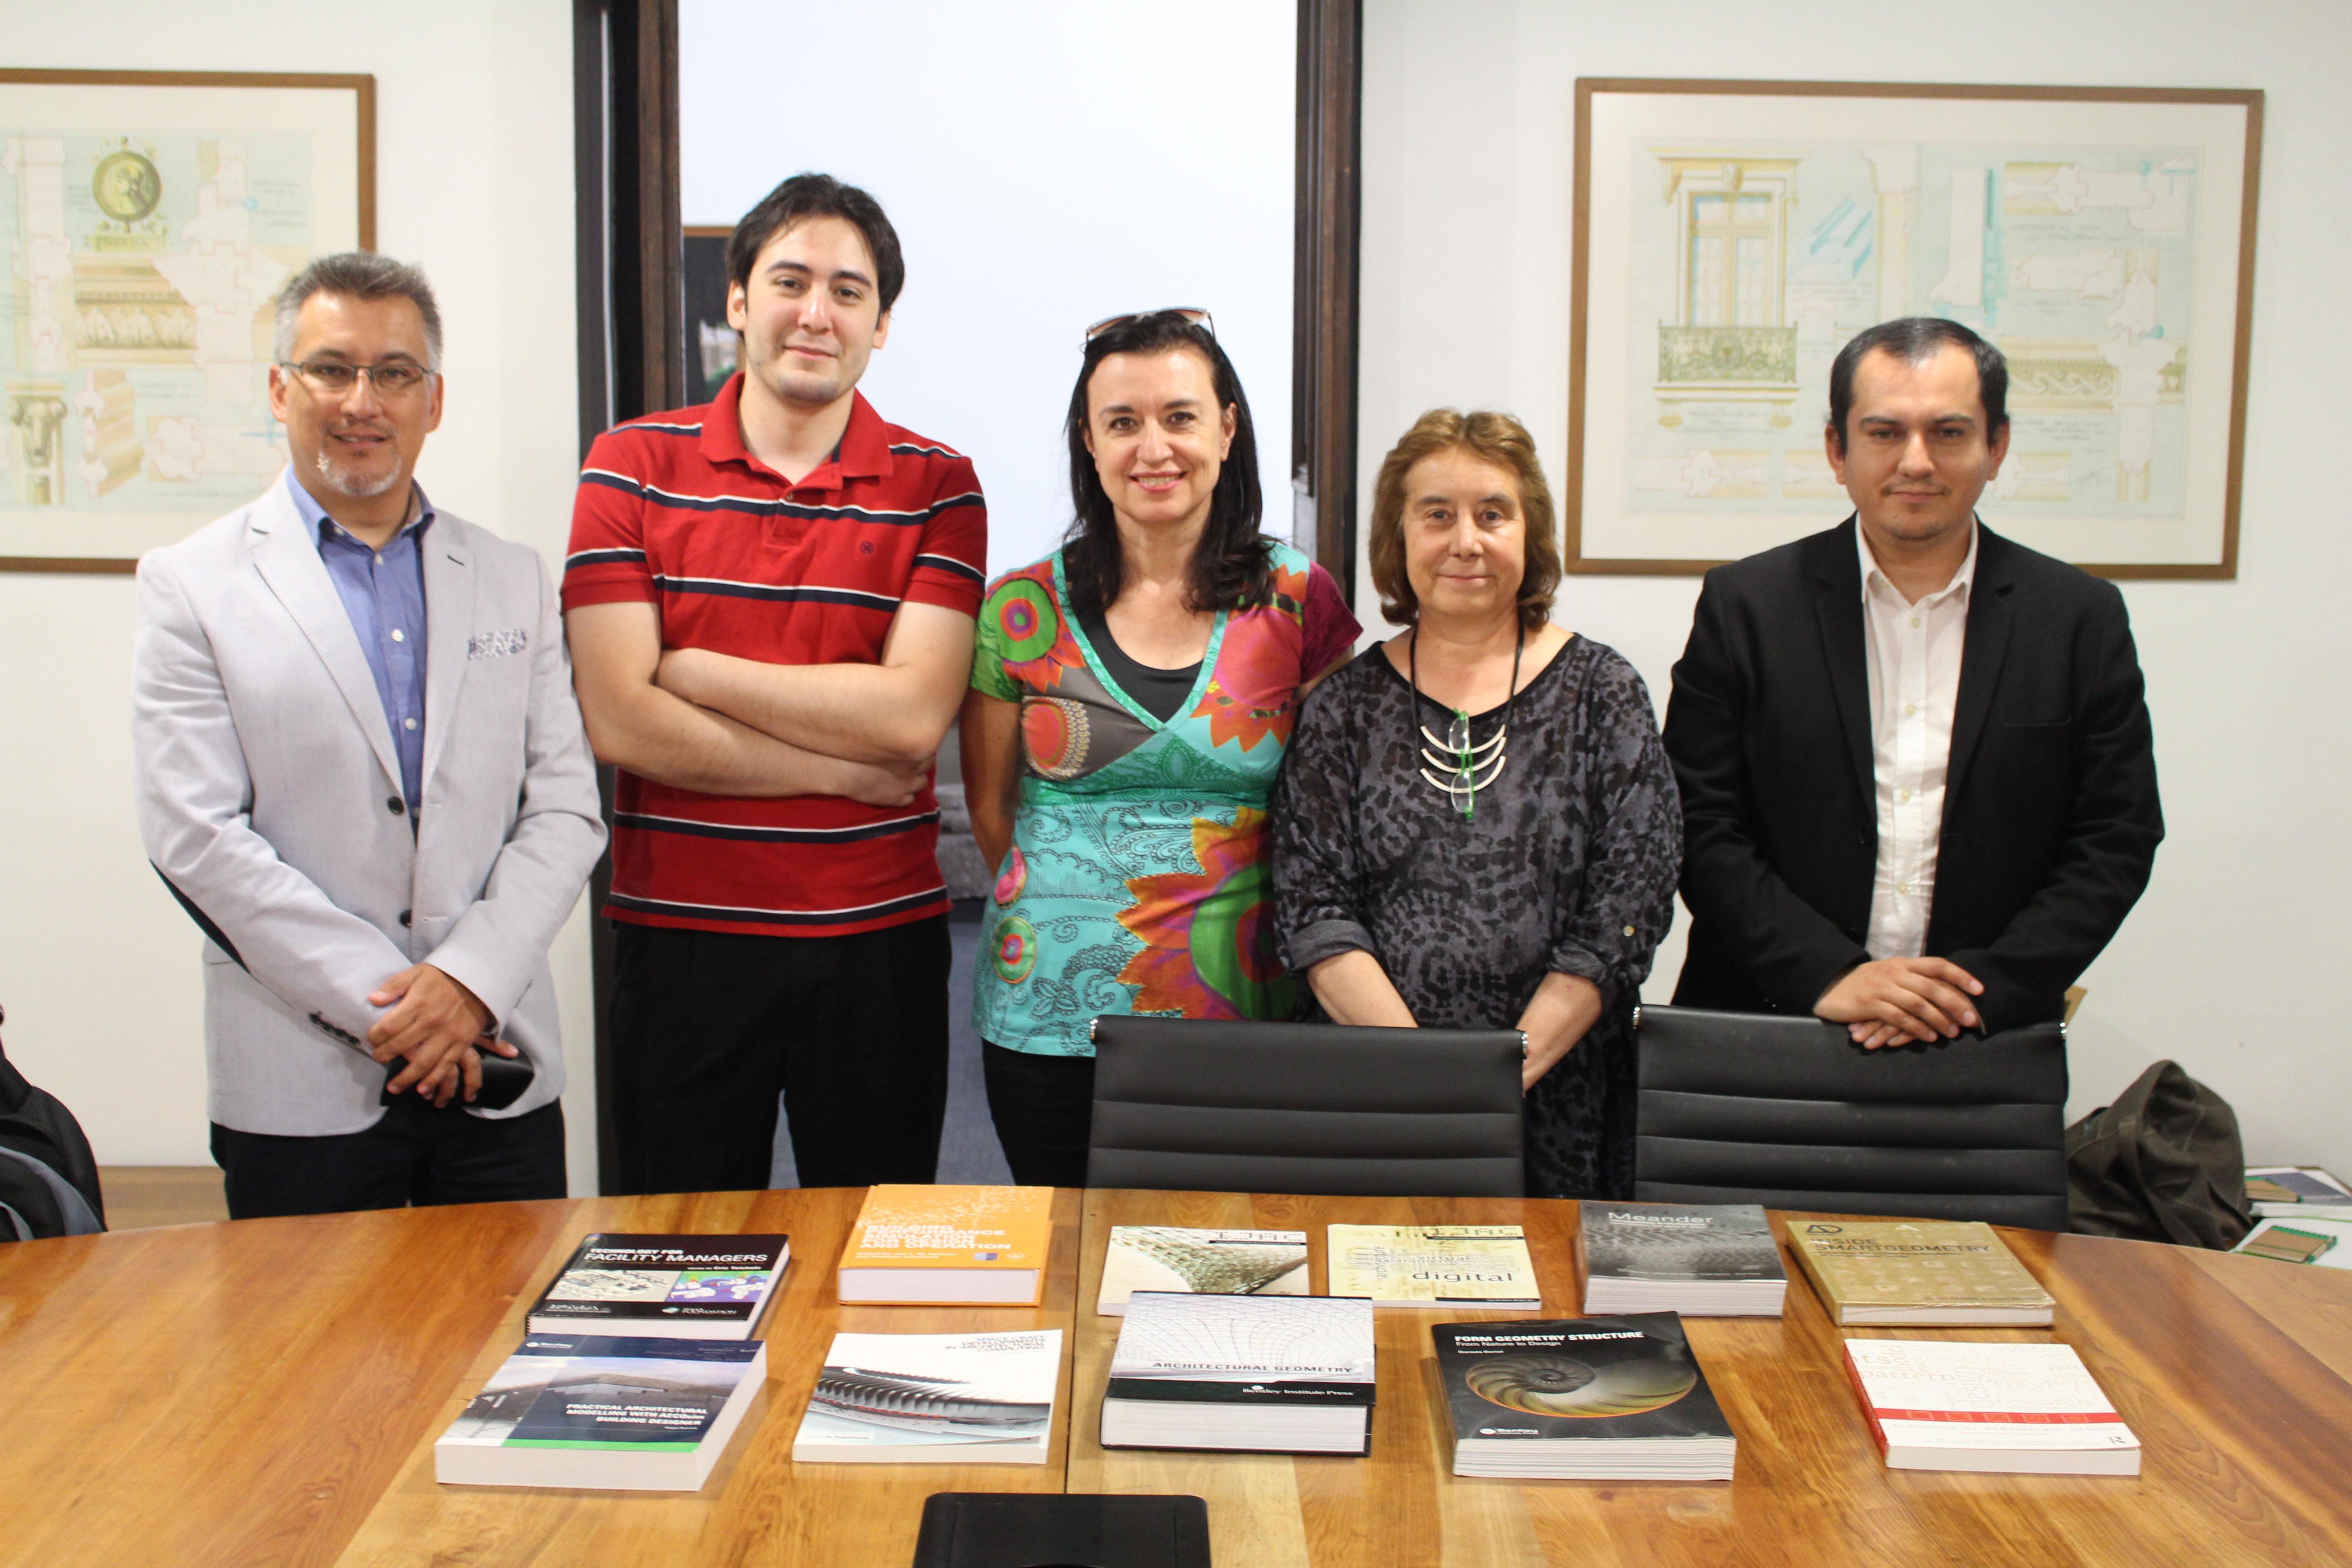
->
<box><xmin>1568</xmin><ymin>79</ymin><xmax>2261</xmax><ymax>578</ymax></box>
<box><xmin>0</xmin><ymin>69</ymin><xmax>372</xmax><ymax>573</ymax></box>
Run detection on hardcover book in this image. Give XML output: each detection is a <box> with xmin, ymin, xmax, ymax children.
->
<box><xmin>1787</xmin><ymin>1220</ymin><xmax>2054</xmax><ymax>1325</ymax></box>
<box><xmin>434</xmin><ymin>1334</ymin><xmax>767</xmax><ymax>1490</ymax></box>
<box><xmin>526</xmin><ymin>1233</ymin><xmax>788</xmax><ymax>1339</ymax></box>
<box><xmin>1096</xmin><ymin>1226</ymin><xmax>1308</xmax><ymax>1315</ymax></box>
<box><xmin>1100</xmin><ymin>1291</ymin><xmax>1376</xmax><ymax>1455</ymax></box>
<box><xmin>1326</xmin><ymin>1224</ymin><xmax>1540</xmax><ymax>1309</ymax></box>
<box><xmin>838</xmin><ymin>1186</ymin><xmax>1053</xmax><ymax>1306</ymax></box>
<box><xmin>792</xmin><ymin>1329</ymin><xmax>1061</xmax><ymax>1465</ymax></box>
<box><xmin>1843</xmin><ymin>1338</ymin><xmax>2141</xmax><ymax>1475</ymax></box>
<box><xmin>1435</xmin><ymin>1313</ymin><xmax>1736</xmax><ymax>1480</ymax></box>
<box><xmin>1578</xmin><ymin>1202</ymin><xmax>1786</xmax><ymax>1317</ymax></box>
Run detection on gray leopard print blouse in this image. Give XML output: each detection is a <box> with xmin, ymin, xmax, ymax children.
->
<box><xmin>1269</xmin><ymin>635</ymin><xmax>1683</xmax><ymax>1198</ymax></box>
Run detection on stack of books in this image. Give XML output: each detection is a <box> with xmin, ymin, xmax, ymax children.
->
<box><xmin>791</xmin><ymin>1329</ymin><xmax>1062</xmax><ymax>1465</ymax></box>
<box><xmin>1579</xmin><ymin>1202</ymin><xmax>1786</xmax><ymax>1316</ymax></box>
<box><xmin>836</xmin><ymin>1185</ymin><xmax>1053</xmax><ymax>1306</ymax></box>
<box><xmin>2245</xmin><ymin>1166</ymin><xmax>2352</xmax><ymax>1218</ymax></box>
<box><xmin>1326</xmin><ymin>1224</ymin><xmax>1540</xmax><ymax>1310</ymax></box>
<box><xmin>1100</xmin><ymin>1292</ymin><xmax>1376</xmax><ymax>1455</ymax></box>
<box><xmin>1096</xmin><ymin>1225</ymin><xmax>1308</xmax><ymax>1315</ymax></box>
<box><xmin>1842</xmin><ymin>1338</ymin><xmax>2141</xmax><ymax>1475</ymax></box>
<box><xmin>524</xmin><ymin>1232</ymin><xmax>789</xmax><ymax>1339</ymax></box>
<box><xmin>1435</xmin><ymin>1314</ymin><xmax>1736</xmax><ymax>1480</ymax></box>
<box><xmin>1787</xmin><ymin>1220</ymin><xmax>2054</xmax><ymax>1325</ymax></box>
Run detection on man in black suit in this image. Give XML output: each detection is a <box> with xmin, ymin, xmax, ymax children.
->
<box><xmin>1663</xmin><ymin>318</ymin><xmax>2161</xmax><ymax>1047</ymax></box>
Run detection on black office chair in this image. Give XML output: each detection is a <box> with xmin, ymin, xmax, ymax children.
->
<box><xmin>1633</xmin><ymin>1004</ymin><xmax>2070</xmax><ymax>1230</ymax></box>
<box><xmin>1085</xmin><ymin>1016</ymin><xmax>1527</xmax><ymax>1197</ymax></box>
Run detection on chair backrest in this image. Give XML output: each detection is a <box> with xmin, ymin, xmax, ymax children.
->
<box><xmin>1634</xmin><ymin>1004</ymin><xmax>2069</xmax><ymax>1231</ymax></box>
<box><xmin>1086</xmin><ymin>1017</ymin><xmax>1526</xmax><ymax>1197</ymax></box>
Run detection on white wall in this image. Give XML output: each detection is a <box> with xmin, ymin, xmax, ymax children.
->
<box><xmin>679</xmin><ymin>0</ymin><xmax>1298</xmax><ymax>579</ymax></box>
<box><xmin>2</xmin><ymin>2</ymin><xmax>599</xmax><ymax>1192</ymax></box>
<box><xmin>1361</xmin><ymin>0</ymin><xmax>2352</xmax><ymax>1173</ymax></box>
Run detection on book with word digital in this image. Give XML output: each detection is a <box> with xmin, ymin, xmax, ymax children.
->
<box><xmin>1326</xmin><ymin>1224</ymin><xmax>1540</xmax><ymax>1309</ymax></box>
<box><xmin>1842</xmin><ymin>1338</ymin><xmax>2141</xmax><ymax>1475</ymax></box>
<box><xmin>2245</xmin><ymin>1165</ymin><xmax>2352</xmax><ymax>1219</ymax></box>
<box><xmin>434</xmin><ymin>1334</ymin><xmax>766</xmax><ymax>1490</ymax></box>
<box><xmin>1100</xmin><ymin>1291</ymin><xmax>1376</xmax><ymax>1455</ymax></box>
<box><xmin>1435</xmin><ymin>1313</ymin><xmax>1736</xmax><ymax>1480</ymax></box>
<box><xmin>791</xmin><ymin>1329</ymin><xmax>1061</xmax><ymax>1464</ymax></box>
<box><xmin>1096</xmin><ymin>1226</ymin><xmax>1308</xmax><ymax>1316</ymax></box>
<box><xmin>837</xmin><ymin>1185</ymin><xmax>1052</xmax><ymax>1306</ymax></box>
<box><xmin>1788</xmin><ymin>1220</ymin><xmax>2053</xmax><ymax>1326</ymax></box>
<box><xmin>1579</xmin><ymin>1202</ymin><xmax>1786</xmax><ymax>1317</ymax></box>
<box><xmin>525</xmin><ymin>1233</ymin><xmax>788</xmax><ymax>1339</ymax></box>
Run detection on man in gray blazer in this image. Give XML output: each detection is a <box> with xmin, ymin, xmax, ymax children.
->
<box><xmin>133</xmin><ymin>253</ymin><xmax>606</xmax><ymax>1220</ymax></box>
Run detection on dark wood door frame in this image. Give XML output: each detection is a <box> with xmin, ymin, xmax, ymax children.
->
<box><xmin>1294</xmin><ymin>0</ymin><xmax>1365</xmax><ymax>598</ymax></box>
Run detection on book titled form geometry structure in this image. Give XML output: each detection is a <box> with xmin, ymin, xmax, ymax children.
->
<box><xmin>525</xmin><ymin>1233</ymin><xmax>789</xmax><ymax>1339</ymax></box>
<box><xmin>1435</xmin><ymin>1313</ymin><xmax>1737</xmax><ymax>1480</ymax></box>
<box><xmin>1095</xmin><ymin>1226</ymin><xmax>1308</xmax><ymax>1315</ymax></box>
<box><xmin>792</xmin><ymin>1329</ymin><xmax>1062</xmax><ymax>1465</ymax></box>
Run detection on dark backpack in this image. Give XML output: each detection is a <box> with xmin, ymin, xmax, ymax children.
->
<box><xmin>0</xmin><ymin>1005</ymin><xmax>106</xmax><ymax>1241</ymax></box>
<box><xmin>2066</xmin><ymin>1058</ymin><xmax>2253</xmax><ymax>1249</ymax></box>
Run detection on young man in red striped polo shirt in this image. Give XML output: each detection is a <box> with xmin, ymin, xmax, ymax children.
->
<box><xmin>564</xmin><ymin>174</ymin><xmax>985</xmax><ymax>1195</ymax></box>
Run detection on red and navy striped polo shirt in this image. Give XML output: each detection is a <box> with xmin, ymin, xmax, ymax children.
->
<box><xmin>562</xmin><ymin>375</ymin><xmax>986</xmax><ymax>937</ymax></box>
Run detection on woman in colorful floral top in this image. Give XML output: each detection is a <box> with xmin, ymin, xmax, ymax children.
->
<box><xmin>961</xmin><ymin>310</ymin><xmax>1358</xmax><ymax>1186</ymax></box>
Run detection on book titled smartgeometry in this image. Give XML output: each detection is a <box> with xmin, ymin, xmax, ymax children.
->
<box><xmin>1579</xmin><ymin>1202</ymin><xmax>1786</xmax><ymax>1317</ymax></box>
<box><xmin>1096</xmin><ymin>1226</ymin><xmax>1308</xmax><ymax>1316</ymax></box>
<box><xmin>1435</xmin><ymin>1313</ymin><xmax>1736</xmax><ymax>1480</ymax></box>
<box><xmin>792</xmin><ymin>1329</ymin><xmax>1061</xmax><ymax>1465</ymax></box>
<box><xmin>526</xmin><ymin>1233</ymin><xmax>789</xmax><ymax>1339</ymax></box>
<box><xmin>1787</xmin><ymin>1220</ymin><xmax>2054</xmax><ymax>1326</ymax></box>
<box><xmin>1101</xmin><ymin>1292</ymin><xmax>1376</xmax><ymax>1455</ymax></box>
<box><xmin>1326</xmin><ymin>1224</ymin><xmax>1540</xmax><ymax>1309</ymax></box>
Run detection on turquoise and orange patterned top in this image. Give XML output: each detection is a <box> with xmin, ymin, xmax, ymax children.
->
<box><xmin>969</xmin><ymin>541</ymin><xmax>1358</xmax><ymax>1056</ymax></box>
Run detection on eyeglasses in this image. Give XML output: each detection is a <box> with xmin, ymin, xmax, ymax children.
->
<box><xmin>1083</xmin><ymin>307</ymin><xmax>1215</xmax><ymax>343</ymax></box>
<box><xmin>277</xmin><ymin>359</ymin><xmax>436</xmax><ymax>397</ymax></box>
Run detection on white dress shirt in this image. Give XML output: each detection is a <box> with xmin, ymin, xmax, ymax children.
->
<box><xmin>1858</xmin><ymin>523</ymin><xmax>1976</xmax><ymax>959</ymax></box>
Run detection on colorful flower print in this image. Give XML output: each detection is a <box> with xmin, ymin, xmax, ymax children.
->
<box><xmin>1021</xmin><ymin>696</ymin><xmax>1094</xmax><ymax>780</ymax></box>
<box><xmin>994</xmin><ymin>575</ymin><xmax>1086</xmax><ymax>691</ymax></box>
<box><xmin>994</xmin><ymin>846</ymin><xmax>1028</xmax><ymax>906</ymax></box>
<box><xmin>1191</xmin><ymin>600</ymin><xmax>1304</xmax><ymax>751</ymax></box>
<box><xmin>993</xmin><ymin>915</ymin><xmax>1039</xmax><ymax>984</ymax></box>
<box><xmin>1116</xmin><ymin>808</ymin><xmax>1296</xmax><ymax>1019</ymax></box>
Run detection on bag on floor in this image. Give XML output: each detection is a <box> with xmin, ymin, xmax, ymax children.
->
<box><xmin>0</xmin><ymin>1004</ymin><xmax>106</xmax><ymax>1241</ymax></box>
<box><xmin>2066</xmin><ymin>1058</ymin><xmax>2252</xmax><ymax>1249</ymax></box>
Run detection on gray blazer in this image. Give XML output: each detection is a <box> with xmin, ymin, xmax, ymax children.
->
<box><xmin>133</xmin><ymin>473</ymin><xmax>607</xmax><ymax>1136</ymax></box>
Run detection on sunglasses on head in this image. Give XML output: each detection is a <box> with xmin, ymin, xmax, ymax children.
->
<box><xmin>1083</xmin><ymin>307</ymin><xmax>1215</xmax><ymax>344</ymax></box>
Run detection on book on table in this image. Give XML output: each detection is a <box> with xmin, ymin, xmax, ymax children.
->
<box><xmin>1578</xmin><ymin>1202</ymin><xmax>1786</xmax><ymax>1317</ymax></box>
<box><xmin>2232</xmin><ymin>1214</ymin><xmax>2352</xmax><ymax>1267</ymax></box>
<box><xmin>2244</xmin><ymin>1165</ymin><xmax>2352</xmax><ymax>1218</ymax></box>
<box><xmin>1842</xmin><ymin>1338</ymin><xmax>2141</xmax><ymax>1475</ymax></box>
<box><xmin>525</xmin><ymin>1232</ymin><xmax>788</xmax><ymax>1339</ymax></box>
<box><xmin>1435</xmin><ymin>1313</ymin><xmax>1736</xmax><ymax>1480</ymax></box>
<box><xmin>1096</xmin><ymin>1225</ymin><xmax>1308</xmax><ymax>1315</ymax></box>
<box><xmin>1787</xmin><ymin>1220</ymin><xmax>2054</xmax><ymax>1325</ymax></box>
<box><xmin>1325</xmin><ymin>1224</ymin><xmax>1540</xmax><ymax>1309</ymax></box>
<box><xmin>434</xmin><ymin>1334</ymin><xmax>766</xmax><ymax>1490</ymax></box>
<box><xmin>1099</xmin><ymin>1291</ymin><xmax>1376</xmax><ymax>1455</ymax></box>
<box><xmin>791</xmin><ymin>1329</ymin><xmax>1061</xmax><ymax>1464</ymax></box>
<box><xmin>837</xmin><ymin>1185</ymin><xmax>1053</xmax><ymax>1306</ymax></box>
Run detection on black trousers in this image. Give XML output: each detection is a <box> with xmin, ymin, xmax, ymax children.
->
<box><xmin>608</xmin><ymin>916</ymin><xmax>951</xmax><ymax>1195</ymax></box>
<box><xmin>210</xmin><ymin>1098</ymin><xmax>566</xmax><ymax>1220</ymax></box>
<box><xmin>982</xmin><ymin>1041</ymin><xmax>1096</xmax><ymax>1189</ymax></box>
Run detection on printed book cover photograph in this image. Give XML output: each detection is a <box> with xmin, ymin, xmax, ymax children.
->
<box><xmin>1579</xmin><ymin>1202</ymin><xmax>1787</xmax><ymax>1316</ymax></box>
<box><xmin>792</xmin><ymin>1329</ymin><xmax>1061</xmax><ymax>1465</ymax></box>
<box><xmin>838</xmin><ymin>1186</ymin><xmax>1054</xmax><ymax>1305</ymax></box>
<box><xmin>1102</xmin><ymin>1292</ymin><xmax>1377</xmax><ymax>1455</ymax></box>
<box><xmin>1096</xmin><ymin>1226</ymin><xmax>1308</xmax><ymax>1315</ymax></box>
<box><xmin>1788</xmin><ymin>1220</ymin><xmax>2055</xmax><ymax>1325</ymax></box>
<box><xmin>2245</xmin><ymin>1165</ymin><xmax>2352</xmax><ymax>1218</ymax></box>
<box><xmin>1843</xmin><ymin>1338</ymin><xmax>2142</xmax><ymax>1475</ymax></box>
<box><xmin>1325</xmin><ymin>1224</ymin><xmax>1540</xmax><ymax>1309</ymax></box>
<box><xmin>527</xmin><ymin>1233</ymin><xmax>789</xmax><ymax>1339</ymax></box>
<box><xmin>434</xmin><ymin>1335</ymin><xmax>768</xmax><ymax>1491</ymax></box>
<box><xmin>1436</xmin><ymin>1314</ymin><xmax>1737</xmax><ymax>1480</ymax></box>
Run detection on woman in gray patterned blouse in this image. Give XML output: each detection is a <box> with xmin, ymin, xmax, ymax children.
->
<box><xmin>1269</xmin><ymin>409</ymin><xmax>1682</xmax><ymax>1198</ymax></box>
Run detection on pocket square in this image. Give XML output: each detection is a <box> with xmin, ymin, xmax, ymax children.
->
<box><xmin>468</xmin><ymin>628</ymin><xmax>528</xmax><ymax>660</ymax></box>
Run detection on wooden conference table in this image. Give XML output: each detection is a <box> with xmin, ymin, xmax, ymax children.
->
<box><xmin>6</xmin><ymin>1187</ymin><xmax>2352</xmax><ymax>1568</ymax></box>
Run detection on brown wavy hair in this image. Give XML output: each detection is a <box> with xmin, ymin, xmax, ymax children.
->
<box><xmin>1367</xmin><ymin>408</ymin><xmax>1559</xmax><ymax>628</ymax></box>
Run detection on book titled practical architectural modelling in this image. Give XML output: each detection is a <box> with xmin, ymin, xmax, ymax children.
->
<box><xmin>791</xmin><ymin>1329</ymin><xmax>1060</xmax><ymax>1464</ymax></box>
<box><xmin>1843</xmin><ymin>1338</ymin><xmax>2141</xmax><ymax>1475</ymax></box>
<box><xmin>525</xmin><ymin>1233</ymin><xmax>789</xmax><ymax>1339</ymax></box>
<box><xmin>1579</xmin><ymin>1202</ymin><xmax>1786</xmax><ymax>1317</ymax></box>
<box><xmin>1100</xmin><ymin>1292</ymin><xmax>1376</xmax><ymax>1455</ymax></box>
<box><xmin>434</xmin><ymin>1334</ymin><xmax>767</xmax><ymax>1490</ymax></box>
<box><xmin>1436</xmin><ymin>1313</ymin><xmax>1736</xmax><ymax>1480</ymax></box>
<box><xmin>1095</xmin><ymin>1226</ymin><xmax>1308</xmax><ymax>1315</ymax></box>
<box><xmin>837</xmin><ymin>1186</ymin><xmax>1052</xmax><ymax>1305</ymax></box>
<box><xmin>2245</xmin><ymin>1165</ymin><xmax>2352</xmax><ymax>1219</ymax></box>
<box><xmin>1787</xmin><ymin>1220</ymin><xmax>2054</xmax><ymax>1325</ymax></box>
<box><xmin>1325</xmin><ymin>1224</ymin><xmax>1540</xmax><ymax>1309</ymax></box>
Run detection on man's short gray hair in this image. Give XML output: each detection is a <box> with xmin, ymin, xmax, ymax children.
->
<box><xmin>272</xmin><ymin>252</ymin><xmax>444</xmax><ymax>370</ymax></box>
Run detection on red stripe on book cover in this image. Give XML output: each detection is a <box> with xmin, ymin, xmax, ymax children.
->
<box><xmin>1871</xmin><ymin>1408</ymin><xmax>2126</xmax><ymax>1424</ymax></box>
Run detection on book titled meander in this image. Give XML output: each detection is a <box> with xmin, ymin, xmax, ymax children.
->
<box><xmin>792</xmin><ymin>1329</ymin><xmax>1061</xmax><ymax>1464</ymax></box>
<box><xmin>1101</xmin><ymin>1292</ymin><xmax>1376</xmax><ymax>1455</ymax></box>
<box><xmin>838</xmin><ymin>1186</ymin><xmax>1053</xmax><ymax>1305</ymax></box>
<box><xmin>434</xmin><ymin>1334</ymin><xmax>767</xmax><ymax>1490</ymax></box>
<box><xmin>1843</xmin><ymin>1338</ymin><xmax>2141</xmax><ymax>1475</ymax></box>
<box><xmin>1435</xmin><ymin>1314</ymin><xmax>1736</xmax><ymax>1480</ymax></box>
<box><xmin>1579</xmin><ymin>1202</ymin><xmax>1786</xmax><ymax>1317</ymax></box>
<box><xmin>525</xmin><ymin>1233</ymin><xmax>789</xmax><ymax>1339</ymax></box>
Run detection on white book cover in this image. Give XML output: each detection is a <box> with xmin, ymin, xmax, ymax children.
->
<box><xmin>1109</xmin><ymin>1292</ymin><xmax>1375</xmax><ymax>1392</ymax></box>
<box><xmin>793</xmin><ymin>1329</ymin><xmax>1060</xmax><ymax>1464</ymax></box>
<box><xmin>1845</xmin><ymin>1339</ymin><xmax>2140</xmax><ymax>1471</ymax></box>
<box><xmin>1096</xmin><ymin>1227</ymin><xmax>1308</xmax><ymax>1315</ymax></box>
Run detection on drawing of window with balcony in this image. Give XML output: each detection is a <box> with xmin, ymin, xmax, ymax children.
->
<box><xmin>1655</xmin><ymin>157</ymin><xmax>1801</xmax><ymax>428</ymax></box>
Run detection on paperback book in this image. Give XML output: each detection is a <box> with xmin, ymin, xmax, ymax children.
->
<box><xmin>525</xmin><ymin>1233</ymin><xmax>788</xmax><ymax>1339</ymax></box>
<box><xmin>2232</xmin><ymin>1215</ymin><xmax>2352</xmax><ymax>1268</ymax></box>
<box><xmin>1100</xmin><ymin>1291</ymin><xmax>1376</xmax><ymax>1455</ymax></box>
<box><xmin>1096</xmin><ymin>1226</ymin><xmax>1308</xmax><ymax>1315</ymax></box>
<box><xmin>1787</xmin><ymin>1220</ymin><xmax>2054</xmax><ymax>1325</ymax></box>
<box><xmin>1843</xmin><ymin>1338</ymin><xmax>2141</xmax><ymax>1475</ymax></box>
<box><xmin>792</xmin><ymin>1329</ymin><xmax>1061</xmax><ymax>1464</ymax></box>
<box><xmin>1326</xmin><ymin>1224</ymin><xmax>1540</xmax><ymax>1309</ymax></box>
<box><xmin>434</xmin><ymin>1334</ymin><xmax>767</xmax><ymax>1490</ymax></box>
<box><xmin>837</xmin><ymin>1185</ymin><xmax>1052</xmax><ymax>1306</ymax></box>
<box><xmin>1435</xmin><ymin>1313</ymin><xmax>1736</xmax><ymax>1480</ymax></box>
<box><xmin>2244</xmin><ymin>1165</ymin><xmax>2352</xmax><ymax>1219</ymax></box>
<box><xmin>1579</xmin><ymin>1202</ymin><xmax>1786</xmax><ymax>1317</ymax></box>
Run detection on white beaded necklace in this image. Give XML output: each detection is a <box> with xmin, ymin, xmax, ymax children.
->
<box><xmin>1408</xmin><ymin>621</ymin><xmax>1523</xmax><ymax>820</ymax></box>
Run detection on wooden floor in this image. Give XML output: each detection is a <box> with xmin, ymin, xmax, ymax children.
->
<box><xmin>96</xmin><ymin>1166</ymin><xmax>226</xmax><ymax>1230</ymax></box>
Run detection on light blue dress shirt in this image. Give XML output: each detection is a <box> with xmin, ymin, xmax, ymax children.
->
<box><xmin>286</xmin><ymin>469</ymin><xmax>432</xmax><ymax>816</ymax></box>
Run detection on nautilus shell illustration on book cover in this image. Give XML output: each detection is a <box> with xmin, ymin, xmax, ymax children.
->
<box><xmin>1464</xmin><ymin>1348</ymin><xmax>1698</xmax><ymax>1418</ymax></box>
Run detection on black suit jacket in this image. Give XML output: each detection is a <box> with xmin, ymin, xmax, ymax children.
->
<box><xmin>1662</xmin><ymin>519</ymin><xmax>2162</xmax><ymax>1033</ymax></box>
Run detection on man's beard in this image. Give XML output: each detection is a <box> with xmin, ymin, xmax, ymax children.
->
<box><xmin>313</xmin><ymin>440</ymin><xmax>404</xmax><ymax>499</ymax></box>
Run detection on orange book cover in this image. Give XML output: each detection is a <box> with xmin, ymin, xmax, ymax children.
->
<box><xmin>838</xmin><ymin>1186</ymin><xmax>1053</xmax><ymax>1304</ymax></box>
